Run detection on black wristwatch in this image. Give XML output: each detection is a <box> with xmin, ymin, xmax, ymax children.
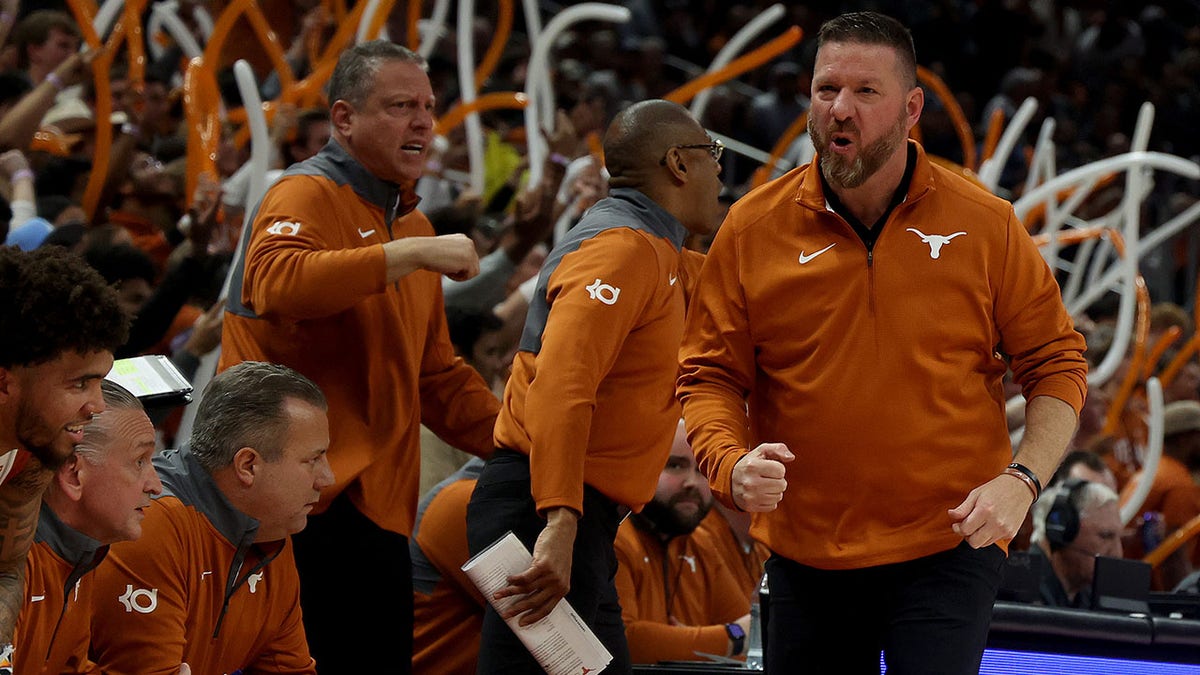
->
<box><xmin>725</xmin><ymin>622</ymin><xmax>746</xmax><ymax>656</ymax></box>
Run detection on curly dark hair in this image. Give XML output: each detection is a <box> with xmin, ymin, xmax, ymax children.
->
<box><xmin>0</xmin><ymin>245</ymin><xmax>129</xmax><ymax>369</ymax></box>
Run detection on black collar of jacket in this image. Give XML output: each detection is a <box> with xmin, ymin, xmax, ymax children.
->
<box><xmin>304</xmin><ymin>138</ymin><xmax>422</xmax><ymax>225</ymax></box>
<box><xmin>35</xmin><ymin>500</ymin><xmax>109</xmax><ymax>575</ymax></box>
<box><xmin>154</xmin><ymin>444</ymin><xmax>262</xmax><ymax>550</ymax></box>
<box><xmin>606</xmin><ymin>187</ymin><xmax>690</xmax><ymax>250</ymax></box>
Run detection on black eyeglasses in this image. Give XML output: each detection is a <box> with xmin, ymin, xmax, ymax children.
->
<box><xmin>660</xmin><ymin>138</ymin><xmax>724</xmax><ymax>165</ymax></box>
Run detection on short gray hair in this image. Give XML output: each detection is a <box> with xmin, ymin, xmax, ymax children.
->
<box><xmin>189</xmin><ymin>361</ymin><xmax>327</xmax><ymax>472</ymax></box>
<box><xmin>328</xmin><ymin>40</ymin><xmax>426</xmax><ymax>108</ymax></box>
<box><xmin>75</xmin><ymin>380</ymin><xmax>146</xmax><ymax>464</ymax></box>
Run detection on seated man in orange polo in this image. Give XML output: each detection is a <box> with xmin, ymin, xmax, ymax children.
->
<box><xmin>697</xmin><ymin>493</ymin><xmax>770</xmax><ymax>597</ymax></box>
<box><xmin>615</xmin><ymin>421</ymin><xmax>749</xmax><ymax>664</ymax></box>
<box><xmin>411</xmin><ymin>458</ymin><xmax>485</xmax><ymax>674</ymax></box>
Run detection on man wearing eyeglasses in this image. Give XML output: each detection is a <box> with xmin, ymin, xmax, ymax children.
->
<box><xmin>466</xmin><ymin>98</ymin><xmax>725</xmax><ymax>674</ymax></box>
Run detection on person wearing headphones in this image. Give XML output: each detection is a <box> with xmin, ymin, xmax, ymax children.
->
<box><xmin>1028</xmin><ymin>479</ymin><xmax>1123</xmax><ymax>607</ymax></box>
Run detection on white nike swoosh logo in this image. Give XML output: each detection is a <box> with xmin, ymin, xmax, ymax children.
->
<box><xmin>358</xmin><ymin>228</ymin><xmax>376</xmax><ymax>238</ymax></box>
<box><xmin>669</xmin><ymin>275</ymin><xmax>678</xmax><ymax>286</ymax></box>
<box><xmin>30</xmin><ymin>595</ymin><xmax>45</xmax><ymax>602</ymax></box>
<box><xmin>798</xmin><ymin>243</ymin><xmax>836</xmax><ymax>264</ymax></box>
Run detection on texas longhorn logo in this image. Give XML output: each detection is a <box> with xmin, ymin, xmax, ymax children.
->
<box><xmin>906</xmin><ymin>228</ymin><xmax>966</xmax><ymax>259</ymax></box>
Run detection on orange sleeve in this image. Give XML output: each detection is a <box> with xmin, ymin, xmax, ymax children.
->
<box><xmin>677</xmin><ymin>224</ymin><xmax>755</xmax><ymax>510</ymax></box>
<box><xmin>242</xmin><ymin>177</ymin><xmax>390</xmax><ymax>320</ymax></box>
<box><xmin>996</xmin><ymin>210</ymin><xmax>1088</xmax><ymax>412</ymax></box>
<box><xmin>526</xmin><ymin>232</ymin><xmax>659</xmax><ymax>515</ymax></box>
<box><xmin>416</xmin><ymin>480</ymin><xmax>486</xmax><ymax>606</ymax></box>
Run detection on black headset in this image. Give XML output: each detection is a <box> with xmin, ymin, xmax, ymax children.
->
<box><xmin>1045</xmin><ymin>477</ymin><xmax>1089</xmax><ymax>551</ymax></box>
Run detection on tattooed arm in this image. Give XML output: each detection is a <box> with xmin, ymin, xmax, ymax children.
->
<box><xmin>0</xmin><ymin>461</ymin><xmax>52</xmax><ymax>644</ymax></box>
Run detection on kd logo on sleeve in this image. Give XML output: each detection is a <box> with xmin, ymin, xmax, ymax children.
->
<box><xmin>118</xmin><ymin>585</ymin><xmax>159</xmax><ymax>614</ymax></box>
<box><xmin>585</xmin><ymin>278</ymin><xmax>621</xmax><ymax>305</ymax></box>
<box><xmin>266</xmin><ymin>221</ymin><xmax>302</xmax><ymax>236</ymax></box>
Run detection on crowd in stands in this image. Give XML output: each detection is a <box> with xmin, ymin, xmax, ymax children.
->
<box><xmin>0</xmin><ymin>0</ymin><xmax>1198</xmax><ymax>672</ymax></box>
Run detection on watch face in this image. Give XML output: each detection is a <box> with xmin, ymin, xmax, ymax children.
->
<box><xmin>727</xmin><ymin>623</ymin><xmax>745</xmax><ymax>639</ymax></box>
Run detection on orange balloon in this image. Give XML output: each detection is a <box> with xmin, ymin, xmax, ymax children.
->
<box><xmin>1142</xmin><ymin>326</ymin><xmax>1183</xmax><ymax>380</ymax></box>
<box><xmin>1103</xmin><ymin>268</ymin><xmax>1151</xmax><ymax>437</ymax></box>
<box><xmin>1029</xmin><ymin>224</ymin><xmax>1108</xmax><ymax>248</ymax></box>
<box><xmin>1021</xmin><ymin>172</ymin><xmax>1118</xmax><ymax>230</ymax></box>
<box><xmin>364</xmin><ymin>0</ymin><xmax>398</xmax><ymax>43</ymax></box>
<box><xmin>1144</xmin><ymin>513</ymin><xmax>1200</xmax><ymax>568</ymax></box>
<box><xmin>183</xmin><ymin>57</ymin><xmax>221</xmax><ymax>207</ymax></box>
<box><xmin>1159</xmin><ymin>333</ymin><xmax>1200</xmax><ymax>388</ymax></box>
<box><xmin>665</xmin><ymin>26</ymin><xmax>803</xmax><ymax>105</ymax></box>
<box><xmin>273</xmin><ymin>0</ymin><xmax>365</xmax><ymax>110</ymax></box>
<box><xmin>65</xmin><ymin>0</ymin><xmax>101</xmax><ymax>49</ymax></box>
<box><xmin>322</xmin><ymin>0</ymin><xmax>347</xmax><ymax>23</ymax></box>
<box><xmin>316</xmin><ymin>0</ymin><xmax>367</xmax><ymax>65</ymax></box>
<box><xmin>475</xmin><ymin>0</ymin><xmax>513</xmax><ymax>88</ymax></box>
<box><xmin>917</xmin><ymin>65</ymin><xmax>975</xmax><ymax>171</ymax></box>
<box><xmin>750</xmin><ymin>111</ymin><xmax>806</xmax><ymax>189</ymax></box>
<box><xmin>122</xmin><ymin>0</ymin><xmax>148</xmax><ymax>85</ymax></box>
<box><xmin>407</xmin><ymin>0</ymin><xmax>421</xmax><ymax>50</ymax></box>
<box><xmin>980</xmin><ymin>107</ymin><xmax>1005</xmax><ymax>168</ymax></box>
<box><xmin>283</xmin><ymin>55</ymin><xmax>337</xmax><ymax>108</ymax></box>
<box><xmin>435</xmin><ymin>92</ymin><xmax>529</xmax><ymax>135</ymax></box>
<box><xmin>81</xmin><ymin>18</ymin><xmax>122</xmax><ymax>223</ymax></box>
<box><xmin>203</xmin><ymin>0</ymin><xmax>295</xmax><ymax>96</ymax></box>
<box><xmin>66</xmin><ymin>0</ymin><xmax>156</xmax><ymax>222</ymax></box>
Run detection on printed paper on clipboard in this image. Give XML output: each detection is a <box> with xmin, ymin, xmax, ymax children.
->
<box><xmin>462</xmin><ymin>531</ymin><xmax>612</xmax><ymax>675</ymax></box>
<box><xmin>107</xmin><ymin>355</ymin><xmax>194</xmax><ymax>408</ymax></box>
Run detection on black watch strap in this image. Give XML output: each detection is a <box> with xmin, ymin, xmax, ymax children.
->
<box><xmin>725</xmin><ymin>622</ymin><xmax>745</xmax><ymax>656</ymax></box>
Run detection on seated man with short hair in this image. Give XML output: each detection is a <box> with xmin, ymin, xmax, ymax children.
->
<box><xmin>89</xmin><ymin>361</ymin><xmax>333</xmax><ymax>674</ymax></box>
<box><xmin>615</xmin><ymin>421</ymin><xmax>750</xmax><ymax>663</ymax></box>
<box><xmin>411</xmin><ymin>457</ymin><xmax>486</xmax><ymax>674</ymax></box>
<box><xmin>1028</xmin><ymin>479</ymin><xmax>1123</xmax><ymax>608</ymax></box>
<box><xmin>15</xmin><ymin>380</ymin><xmax>164</xmax><ymax>674</ymax></box>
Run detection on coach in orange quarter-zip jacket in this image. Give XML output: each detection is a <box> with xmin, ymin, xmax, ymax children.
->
<box><xmin>466</xmin><ymin>99</ymin><xmax>725</xmax><ymax>674</ymax></box>
<box><xmin>678</xmin><ymin>11</ymin><xmax>1087</xmax><ymax>674</ymax></box>
<box><xmin>89</xmin><ymin>362</ymin><xmax>331</xmax><ymax>675</ymax></box>
<box><xmin>219</xmin><ymin>41</ymin><xmax>499</xmax><ymax>672</ymax></box>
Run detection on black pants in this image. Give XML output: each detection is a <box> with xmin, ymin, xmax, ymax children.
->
<box><xmin>291</xmin><ymin>492</ymin><xmax>413</xmax><ymax>674</ymax></box>
<box><xmin>765</xmin><ymin>542</ymin><xmax>1005</xmax><ymax>675</ymax></box>
<box><xmin>465</xmin><ymin>449</ymin><xmax>632</xmax><ymax>674</ymax></box>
